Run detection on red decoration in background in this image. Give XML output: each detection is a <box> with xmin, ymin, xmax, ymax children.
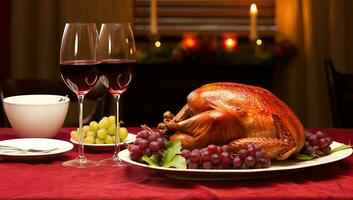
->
<box><xmin>182</xmin><ymin>33</ymin><xmax>198</xmax><ymax>50</ymax></box>
<box><xmin>222</xmin><ymin>34</ymin><xmax>238</xmax><ymax>51</ymax></box>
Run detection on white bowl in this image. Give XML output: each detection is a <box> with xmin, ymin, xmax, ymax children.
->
<box><xmin>3</xmin><ymin>94</ymin><xmax>70</xmax><ymax>138</ymax></box>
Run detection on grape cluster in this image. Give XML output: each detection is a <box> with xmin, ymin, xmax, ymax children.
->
<box><xmin>128</xmin><ymin>127</ymin><xmax>166</xmax><ymax>162</ymax></box>
<box><xmin>301</xmin><ymin>131</ymin><xmax>333</xmax><ymax>156</ymax></box>
<box><xmin>233</xmin><ymin>144</ymin><xmax>271</xmax><ymax>169</ymax></box>
<box><xmin>181</xmin><ymin>144</ymin><xmax>271</xmax><ymax>169</ymax></box>
<box><xmin>70</xmin><ymin>115</ymin><xmax>129</xmax><ymax>144</ymax></box>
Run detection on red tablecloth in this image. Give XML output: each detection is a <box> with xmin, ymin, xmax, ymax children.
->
<box><xmin>0</xmin><ymin>128</ymin><xmax>352</xmax><ymax>200</ymax></box>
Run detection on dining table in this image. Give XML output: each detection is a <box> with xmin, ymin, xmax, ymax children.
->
<box><xmin>0</xmin><ymin>127</ymin><xmax>352</xmax><ymax>200</ymax></box>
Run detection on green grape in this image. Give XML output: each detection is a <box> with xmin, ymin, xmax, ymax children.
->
<box><xmin>89</xmin><ymin>121</ymin><xmax>99</xmax><ymax>132</ymax></box>
<box><xmin>97</xmin><ymin>128</ymin><xmax>108</xmax><ymax>139</ymax></box>
<box><xmin>118</xmin><ymin>127</ymin><xmax>129</xmax><ymax>141</ymax></box>
<box><xmin>86</xmin><ymin>131</ymin><xmax>96</xmax><ymax>137</ymax></box>
<box><xmin>70</xmin><ymin>130</ymin><xmax>79</xmax><ymax>142</ymax></box>
<box><xmin>95</xmin><ymin>138</ymin><xmax>104</xmax><ymax>144</ymax></box>
<box><xmin>82</xmin><ymin>125</ymin><xmax>90</xmax><ymax>135</ymax></box>
<box><xmin>108</xmin><ymin>115</ymin><xmax>116</xmax><ymax>124</ymax></box>
<box><xmin>75</xmin><ymin>128</ymin><xmax>86</xmax><ymax>138</ymax></box>
<box><xmin>84</xmin><ymin>135</ymin><xmax>95</xmax><ymax>144</ymax></box>
<box><xmin>107</xmin><ymin>123</ymin><xmax>116</xmax><ymax>135</ymax></box>
<box><xmin>98</xmin><ymin>117</ymin><xmax>110</xmax><ymax>129</ymax></box>
<box><xmin>105</xmin><ymin>135</ymin><xmax>114</xmax><ymax>144</ymax></box>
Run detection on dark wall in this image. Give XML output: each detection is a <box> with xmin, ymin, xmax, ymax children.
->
<box><xmin>0</xmin><ymin>0</ymin><xmax>10</xmax><ymax>76</ymax></box>
<box><xmin>119</xmin><ymin>62</ymin><xmax>275</xmax><ymax>127</ymax></box>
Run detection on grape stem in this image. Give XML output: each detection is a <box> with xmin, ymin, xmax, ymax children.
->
<box><xmin>141</xmin><ymin>124</ymin><xmax>153</xmax><ymax>132</ymax></box>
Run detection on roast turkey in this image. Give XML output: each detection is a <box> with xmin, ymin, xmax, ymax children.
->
<box><xmin>158</xmin><ymin>82</ymin><xmax>305</xmax><ymax>160</ymax></box>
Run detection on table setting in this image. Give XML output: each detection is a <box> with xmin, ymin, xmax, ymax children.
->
<box><xmin>0</xmin><ymin>22</ymin><xmax>352</xmax><ymax>199</ymax></box>
<box><xmin>0</xmin><ymin>127</ymin><xmax>352</xmax><ymax>199</ymax></box>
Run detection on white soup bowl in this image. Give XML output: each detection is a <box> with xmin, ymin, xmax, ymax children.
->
<box><xmin>3</xmin><ymin>94</ymin><xmax>70</xmax><ymax>138</ymax></box>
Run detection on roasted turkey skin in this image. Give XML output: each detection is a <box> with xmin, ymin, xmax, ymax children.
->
<box><xmin>158</xmin><ymin>82</ymin><xmax>305</xmax><ymax>160</ymax></box>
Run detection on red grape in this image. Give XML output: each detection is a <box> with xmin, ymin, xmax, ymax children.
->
<box><xmin>244</xmin><ymin>156</ymin><xmax>256</xmax><ymax>168</ymax></box>
<box><xmin>138</xmin><ymin>139</ymin><xmax>149</xmax><ymax>150</ymax></box>
<box><xmin>141</xmin><ymin>130</ymin><xmax>149</xmax><ymax>139</ymax></box>
<box><xmin>129</xmin><ymin>145</ymin><xmax>142</xmax><ymax>157</ymax></box>
<box><xmin>201</xmin><ymin>150</ymin><xmax>211</xmax><ymax>161</ymax></box>
<box><xmin>300</xmin><ymin>130</ymin><xmax>333</xmax><ymax>157</ymax></box>
<box><xmin>207</xmin><ymin>144</ymin><xmax>218</xmax><ymax>154</ymax></box>
<box><xmin>260</xmin><ymin>158</ymin><xmax>271</xmax><ymax>168</ymax></box>
<box><xmin>202</xmin><ymin>161</ymin><xmax>212</xmax><ymax>169</ymax></box>
<box><xmin>157</xmin><ymin>137</ymin><xmax>165</xmax><ymax>148</ymax></box>
<box><xmin>238</xmin><ymin>149</ymin><xmax>248</xmax><ymax>160</ymax></box>
<box><xmin>149</xmin><ymin>141</ymin><xmax>160</xmax><ymax>153</ymax></box>
<box><xmin>316</xmin><ymin>131</ymin><xmax>326</xmax><ymax>139</ymax></box>
<box><xmin>147</xmin><ymin>133</ymin><xmax>158</xmax><ymax>142</ymax></box>
<box><xmin>247</xmin><ymin>147</ymin><xmax>256</xmax><ymax>156</ymax></box>
<box><xmin>128</xmin><ymin>127</ymin><xmax>168</xmax><ymax>164</ymax></box>
<box><xmin>181</xmin><ymin>149</ymin><xmax>191</xmax><ymax>159</ymax></box>
<box><xmin>233</xmin><ymin>156</ymin><xmax>242</xmax><ymax>169</ymax></box>
<box><xmin>319</xmin><ymin>138</ymin><xmax>329</xmax><ymax>148</ymax></box>
<box><xmin>143</xmin><ymin>148</ymin><xmax>152</xmax><ymax>157</ymax></box>
<box><xmin>322</xmin><ymin>146</ymin><xmax>331</xmax><ymax>155</ymax></box>
<box><xmin>182</xmin><ymin>143</ymin><xmax>271</xmax><ymax>169</ymax></box>
<box><xmin>210</xmin><ymin>153</ymin><xmax>221</xmax><ymax>164</ymax></box>
<box><xmin>190</xmin><ymin>150</ymin><xmax>201</xmax><ymax>162</ymax></box>
<box><xmin>309</xmin><ymin>135</ymin><xmax>319</xmax><ymax>146</ymax></box>
<box><xmin>255</xmin><ymin>151</ymin><xmax>262</xmax><ymax>161</ymax></box>
<box><xmin>188</xmin><ymin>161</ymin><xmax>199</xmax><ymax>169</ymax></box>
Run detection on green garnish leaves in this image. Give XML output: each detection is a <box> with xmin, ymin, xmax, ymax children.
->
<box><xmin>142</xmin><ymin>140</ymin><xmax>186</xmax><ymax>169</ymax></box>
<box><xmin>161</xmin><ymin>140</ymin><xmax>186</xmax><ymax>169</ymax></box>
<box><xmin>163</xmin><ymin>155</ymin><xmax>186</xmax><ymax>169</ymax></box>
<box><xmin>295</xmin><ymin>153</ymin><xmax>316</xmax><ymax>161</ymax></box>
<box><xmin>332</xmin><ymin>143</ymin><xmax>352</xmax><ymax>153</ymax></box>
<box><xmin>142</xmin><ymin>155</ymin><xmax>159</xmax><ymax>167</ymax></box>
<box><xmin>162</xmin><ymin>141</ymin><xmax>182</xmax><ymax>164</ymax></box>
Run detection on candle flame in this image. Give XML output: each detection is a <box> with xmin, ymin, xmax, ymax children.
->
<box><xmin>155</xmin><ymin>40</ymin><xmax>161</xmax><ymax>48</ymax></box>
<box><xmin>256</xmin><ymin>39</ymin><xmax>262</xmax><ymax>46</ymax></box>
<box><xmin>250</xmin><ymin>3</ymin><xmax>258</xmax><ymax>14</ymax></box>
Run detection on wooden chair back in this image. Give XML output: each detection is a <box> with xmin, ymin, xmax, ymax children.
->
<box><xmin>325</xmin><ymin>58</ymin><xmax>353</xmax><ymax>128</ymax></box>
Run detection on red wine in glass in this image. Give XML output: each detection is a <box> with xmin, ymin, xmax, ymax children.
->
<box><xmin>98</xmin><ymin>59</ymin><xmax>135</xmax><ymax>95</ymax></box>
<box><xmin>60</xmin><ymin>60</ymin><xmax>99</xmax><ymax>96</ymax></box>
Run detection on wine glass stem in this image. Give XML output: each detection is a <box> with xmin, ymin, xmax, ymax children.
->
<box><xmin>77</xmin><ymin>95</ymin><xmax>86</xmax><ymax>160</ymax></box>
<box><xmin>113</xmin><ymin>94</ymin><xmax>121</xmax><ymax>159</ymax></box>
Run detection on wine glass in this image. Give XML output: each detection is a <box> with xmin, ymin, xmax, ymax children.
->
<box><xmin>60</xmin><ymin>23</ymin><xmax>100</xmax><ymax>167</ymax></box>
<box><xmin>98</xmin><ymin>23</ymin><xmax>136</xmax><ymax>166</ymax></box>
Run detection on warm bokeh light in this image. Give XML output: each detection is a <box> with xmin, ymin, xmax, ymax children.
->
<box><xmin>222</xmin><ymin>34</ymin><xmax>238</xmax><ymax>51</ymax></box>
<box><xmin>182</xmin><ymin>33</ymin><xmax>198</xmax><ymax>50</ymax></box>
<box><xmin>226</xmin><ymin>38</ymin><xmax>236</xmax><ymax>48</ymax></box>
<box><xmin>250</xmin><ymin>3</ymin><xmax>258</xmax><ymax>14</ymax></box>
<box><xmin>256</xmin><ymin>39</ymin><xmax>262</xmax><ymax>46</ymax></box>
<box><xmin>155</xmin><ymin>40</ymin><xmax>161</xmax><ymax>48</ymax></box>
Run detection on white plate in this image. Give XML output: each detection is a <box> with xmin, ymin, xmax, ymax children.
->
<box><xmin>0</xmin><ymin>138</ymin><xmax>73</xmax><ymax>160</ymax></box>
<box><xmin>70</xmin><ymin>133</ymin><xmax>136</xmax><ymax>151</ymax></box>
<box><xmin>118</xmin><ymin>141</ymin><xmax>352</xmax><ymax>180</ymax></box>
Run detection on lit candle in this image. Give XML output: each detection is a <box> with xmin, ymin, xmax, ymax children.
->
<box><xmin>150</xmin><ymin>0</ymin><xmax>158</xmax><ymax>35</ymax></box>
<box><xmin>249</xmin><ymin>3</ymin><xmax>258</xmax><ymax>41</ymax></box>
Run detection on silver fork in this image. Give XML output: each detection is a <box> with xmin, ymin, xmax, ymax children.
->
<box><xmin>0</xmin><ymin>145</ymin><xmax>58</xmax><ymax>153</ymax></box>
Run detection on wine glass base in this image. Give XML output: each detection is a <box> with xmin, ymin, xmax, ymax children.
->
<box><xmin>99</xmin><ymin>157</ymin><xmax>127</xmax><ymax>167</ymax></box>
<box><xmin>62</xmin><ymin>157</ymin><xmax>100</xmax><ymax>168</ymax></box>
